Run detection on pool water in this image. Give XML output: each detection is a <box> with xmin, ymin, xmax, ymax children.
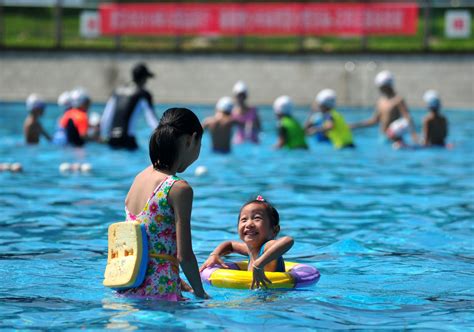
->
<box><xmin>1</xmin><ymin>102</ymin><xmax>473</xmax><ymax>330</ymax></box>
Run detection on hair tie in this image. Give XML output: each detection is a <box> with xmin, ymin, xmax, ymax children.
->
<box><xmin>256</xmin><ymin>195</ymin><xmax>265</xmax><ymax>202</ymax></box>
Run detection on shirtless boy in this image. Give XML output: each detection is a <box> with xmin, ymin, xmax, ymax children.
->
<box><xmin>351</xmin><ymin>70</ymin><xmax>418</xmax><ymax>144</ymax></box>
<box><xmin>422</xmin><ymin>90</ymin><xmax>448</xmax><ymax>147</ymax></box>
<box><xmin>202</xmin><ymin>97</ymin><xmax>236</xmax><ymax>153</ymax></box>
<box><xmin>23</xmin><ymin>94</ymin><xmax>51</xmax><ymax>144</ymax></box>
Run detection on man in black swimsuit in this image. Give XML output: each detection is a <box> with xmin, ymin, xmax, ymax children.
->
<box><xmin>100</xmin><ymin>63</ymin><xmax>159</xmax><ymax>150</ymax></box>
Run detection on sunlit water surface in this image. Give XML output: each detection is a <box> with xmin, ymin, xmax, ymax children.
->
<box><xmin>1</xmin><ymin>102</ymin><xmax>473</xmax><ymax>330</ymax></box>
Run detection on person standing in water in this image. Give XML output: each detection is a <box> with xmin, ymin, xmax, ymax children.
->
<box><xmin>100</xmin><ymin>63</ymin><xmax>159</xmax><ymax>150</ymax></box>
<box><xmin>306</xmin><ymin>89</ymin><xmax>354</xmax><ymax>149</ymax></box>
<box><xmin>232</xmin><ymin>80</ymin><xmax>261</xmax><ymax>144</ymax></box>
<box><xmin>351</xmin><ymin>70</ymin><xmax>418</xmax><ymax>144</ymax></box>
<box><xmin>58</xmin><ymin>88</ymin><xmax>91</xmax><ymax>147</ymax></box>
<box><xmin>422</xmin><ymin>90</ymin><xmax>448</xmax><ymax>147</ymax></box>
<box><xmin>23</xmin><ymin>94</ymin><xmax>51</xmax><ymax>144</ymax></box>
<box><xmin>272</xmin><ymin>95</ymin><xmax>308</xmax><ymax>150</ymax></box>
<box><xmin>121</xmin><ymin>107</ymin><xmax>209</xmax><ymax>300</ymax></box>
<box><xmin>202</xmin><ymin>96</ymin><xmax>236</xmax><ymax>153</ymax></box>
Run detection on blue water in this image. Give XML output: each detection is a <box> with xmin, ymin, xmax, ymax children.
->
<box><xmin>1</xmin><ymin>102</ymin><xmax>473</xmax><ymax>330</ymax></box>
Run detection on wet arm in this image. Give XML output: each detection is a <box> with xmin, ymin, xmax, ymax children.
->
<box><xmin>170</xmin><ymin>182</ymin><xmax>207</xmax><ymax>299</ymax></box>
<box><xmin>100</xmin><ymin>96</ymin><xmax>116</xmax><ymax>139</ymax></box>
<box><xmin>211</xmin><ymin>240</ymin><xmax>248</xmax><ymax>257</ymax></box>
<box><xmin>253</xmin><ymin>236</ymin><xmax>294</xmax><ymax>270</ymax></box>
<box><xmin>140</xmin><ymin>99</ymin><xmax>159</xmax><ymax>129</ymax></box>
<box><xmin>351</xmin><ymin>109</ymin><xmax>379</xmax><ymax>129</ymax></box>
<box><xmin>41</xmin><ymin>124</ymin><xmax>52</xmax><ymax>141</ymax></box>
<box><xmin>306</xmin><ymin>118</ymin><xmax>334</xmax><ymax>135</ymax></box>
<box><xmin>274</xmin><ymin>126</ymin><xmax>286</xmax><ymax>149</ymax></box>
<box><xmin>199</xmin><ymin>241</ymin><xmax>247</xmax><ymax>271</ymax></box>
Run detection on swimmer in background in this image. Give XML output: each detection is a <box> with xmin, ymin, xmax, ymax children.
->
<box><xmin>422</xmin><ymin>90</ymin><xmax>448</xmax><ymax>147</ymax></box>
<box><xmin>232</xmin><ymin>80</ymin><xmax>261</xmax><ymax>144</ymax></box>
<box><xmin>100</xmin><ymin>63</ymin><xmax>159</xmax><ymax>150</ymax></box>
<box><xmin>122</xmin><ymin>107</ymin><xmax>208</xmax><ymax>300</ymax></box>
<box><xmin>200</xmin><ymin>195</ymin><xmax>294</xmax><ymax>289</ymax></box>
<box><xmin>304</xmin><ymin>110</ymin><xmax>330</xmax><ymax>144</ymax></box>
<box><xmin>52</xmin><ymin>91</ymin><xmax>72</xmax><ymax>145</ymax></box>
<box><xmin>59</xmin><ymin>88</ymin><xmax>91</xmax><ymax>147</ymax></box>
<box><xmin>88</xmin><ymin>112</ymin><xmax>103</xmax><ymax>143</ymax></box>
<box><xmin>272</xmin><ymin>95</ymin><xmax>308</xmax><ymax>150</ymax></box>
<box><xmin>23</xmin><ymin>94</ymin><xmax>51</xmax><ymax>144</ymax></box>
<box><xmin>305</xmin><ymin>89</ymin><xmax>355</xmax><ymax>149</ymax></box>
<box><xmin>202</xmin><ymin>96</ymin><xmax>237</xmax><ymax>154</ymax></box>
<box><xmin>351</xmin><ymin>70</ymin><xmax>418</xmax><ymax>144</ymax></box>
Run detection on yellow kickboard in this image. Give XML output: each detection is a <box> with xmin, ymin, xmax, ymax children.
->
<box><xmin>103</xmin><ymin>222</ymin><xmax>148</xmax><ymax>289</ymax></box>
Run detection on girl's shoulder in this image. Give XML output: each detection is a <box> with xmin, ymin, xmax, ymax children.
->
<box><xmin>167</xmin><ymin>177</ymin><xmax>192</xmax><ymax>198</ymax></box>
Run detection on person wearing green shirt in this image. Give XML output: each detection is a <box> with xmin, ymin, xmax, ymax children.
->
<box><xmin>306</xmin><ymin>89</ymin><xmax>355</xmax><ymax>149</ymax></box>
<box><xmin>273</xmin><ymin>95</ymin><xmax>308</xmax><ymax>150</ymax></box>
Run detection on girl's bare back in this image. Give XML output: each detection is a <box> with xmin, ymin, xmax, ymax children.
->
<box><xmin>125</xmin><ymin>166</ymin><xmax>169</xmax><ymax>216</ymax></box>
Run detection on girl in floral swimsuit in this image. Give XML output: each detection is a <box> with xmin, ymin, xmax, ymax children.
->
<box><xmin>121</xmin><ymin>107</ymin><xmax>208</xmax><ymax>300</ymax></box>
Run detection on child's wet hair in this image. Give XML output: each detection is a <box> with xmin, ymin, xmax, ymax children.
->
<box><xmin>149</xmin><ymin>107</ymin><xmax>203</xmax><ymax>171</ymax></box>
<box><xmin>238</xmin><ymin>196</ymin><xmax>280</xmax><ymax>231</ymax></box>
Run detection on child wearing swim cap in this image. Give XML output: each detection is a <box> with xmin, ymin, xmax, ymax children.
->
<box><xmin>202</xmin><ymin>96</ymin><xmax>237</xmax><ymax>153</ymax></box>
<box><xmin>306</xmin><ymin>89</ymin><xmax>355</xmax><ymax>149</ymax></box>
<box><xmin>422</xmin><ymin>90</ymin><xmax>448</xmax><ymax>147</ymax></box>
<box><xmin>273</xmin><ymin>95</ymin><xmax>308</xmax><ymax>150</ymax></box>
<box><xmin>122</xmin><ymin>107</ymin><xmax>208</xmax><ymax>300</ymax></box>
<box><xmin>200</xmin><ymin>196</ymin><xmax>294</xmax><ymax>289</ymax></box>
<box><xmin>232</xmin><ymin>80</ymin><xmax>261</xmax><ymax>144</ymax></box>
<box><xmin>23</xmin><ymin>94</ymin><xmax>51</xmax><ymax>144</ymax></box>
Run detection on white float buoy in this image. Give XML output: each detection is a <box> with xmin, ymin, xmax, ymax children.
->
<box><xmin>80</xmin><ymin>163</ymin><xmax>92</xmax><ymax>173</ymax></box>
<box><xmin>194</xmin><ymin>165</ymin><xmax>208</xmax><ymax>177</ymax></box>
<box><xmin>59</xmin><ymin>162</ymin><xmax>71</xmax><ymax>173</ymax></box>
<box><xmin>0</xmin><ymin>163</ymin><xmax>10</xmax><ymax>171</ymax></box>
<box><xmin>9</xmin><ymin>162</ymin><xmax>23</xmax><ymax>173</ymax></box>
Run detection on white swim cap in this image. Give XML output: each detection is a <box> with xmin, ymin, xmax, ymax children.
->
<box><xmin>375</xmin><ymin>70</ymin><xmax>394</xmax><ymax>88</ymax></box>
<box><xmin>70</xmin><ymin>88</ymin><xmax>90</xmax><ymax>108</ymax></box>
<box><xmin>26</xmin><ymin>93</ymin><xmax>45</xmax><ymax>111</ymax></box>
<box><xmin>57</xmin><ymin>91</ymin><xmax>72</xmax><ymax>109</ymax></box>
<box><xmin>232</xmin><ymin>80</ymin><xmax>248</xmax><ymax>95</ymax></box>
<box><xmin>316</xmin><ymin>89</ymin><xmax>336</xmax><ymax>109</ymax></box>
<box><xmin>216</xmin><ymin>96</ymin><xmax>233</xmax><ymax>114</ymax></box>
<box><xmin>423</xmin><ymin>90</ymin><xmax>441</xmax><ymax>109</ymax></box>
<box><xmin>273</xmin><ymin>95</ymin><xmax>293</xmax><ymax>115</ymax></box>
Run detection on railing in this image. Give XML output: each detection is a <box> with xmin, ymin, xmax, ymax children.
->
<box><xmin>0</xmin><ymin>0</ymin><xmax>473</xmax><ymax>53</ymax></box>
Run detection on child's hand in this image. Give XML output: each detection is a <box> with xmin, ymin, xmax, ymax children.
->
<box><xmin>199</xmin><ymin>253</ymin><xmax>229</xmax><ymax>272</ymax></box>
<box><xmin>251</xmin><ymin>264</ymin><xmax>272</xmax><ymax>290</ymax></box>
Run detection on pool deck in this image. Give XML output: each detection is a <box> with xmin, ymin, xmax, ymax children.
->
<box><xmin>0</xmin><ymin>51</ymin><xmax>473</xmax><ymax>109</ymax></box>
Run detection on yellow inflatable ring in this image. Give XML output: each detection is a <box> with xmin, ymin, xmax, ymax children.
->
<box><xmin>200</xmin><ymin>261</ymin><xmax>320</xmax><ymax>289</ymax></box>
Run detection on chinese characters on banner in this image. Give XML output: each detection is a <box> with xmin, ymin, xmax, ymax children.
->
<box><xmin>99</xmin><ymin>3</ymin><xmax>419</xmax><ymax>36</ymax></box>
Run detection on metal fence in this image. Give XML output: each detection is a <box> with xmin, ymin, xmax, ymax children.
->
<box><xmin>0</xmin><ymin>0</ymin><xmax>473</xmax><ymax>53</ymax></box>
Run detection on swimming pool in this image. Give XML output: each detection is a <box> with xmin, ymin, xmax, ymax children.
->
<box><xmin>1</xmin><ymin>102</ymin><xmax>473</xmax><ymax>330</ymax></box>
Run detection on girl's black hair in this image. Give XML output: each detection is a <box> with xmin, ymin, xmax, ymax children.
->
<box><xmin>238</xmin><ymin>196</ymin><xmax>280</xmax><ymax>230</ymax></box>
<box><xmin>149</xmin><ymin>107</ymin><xmax>203</xmax><ymax>171</ymax></box>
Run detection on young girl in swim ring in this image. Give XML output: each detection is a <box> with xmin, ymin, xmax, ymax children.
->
<box><xmin>122</xmin><ymin>107</ymin><xmax>209</xmax><ymax>300</ymax></box>
<box><xmin>200</xmin><ymin>196</ymin><xmax>294</xmax><ymax>289</ymax></box>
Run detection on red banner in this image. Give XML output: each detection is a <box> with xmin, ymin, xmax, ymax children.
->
<box><xmin>99</xmin><ymin>3</ymin><xmax>418</xmax><ymax>36</ymax></box>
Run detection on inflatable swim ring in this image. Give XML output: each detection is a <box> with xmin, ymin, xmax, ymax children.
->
<box><xmin>200</xmin><ymin>261</ymin><xmax>320</xmax><ymax>289</ymax></box>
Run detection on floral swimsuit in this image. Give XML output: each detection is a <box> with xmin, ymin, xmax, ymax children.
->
<box><xmin>121</xmin><ymin>175</ymin><xmax>183</xmax><ymax>301</ymax></box>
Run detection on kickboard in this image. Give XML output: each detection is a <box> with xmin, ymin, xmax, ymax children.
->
<box><xmin>103</xmin><ymin>222</ymin><xmax>149</xmax><ymax>290</ymax></box>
